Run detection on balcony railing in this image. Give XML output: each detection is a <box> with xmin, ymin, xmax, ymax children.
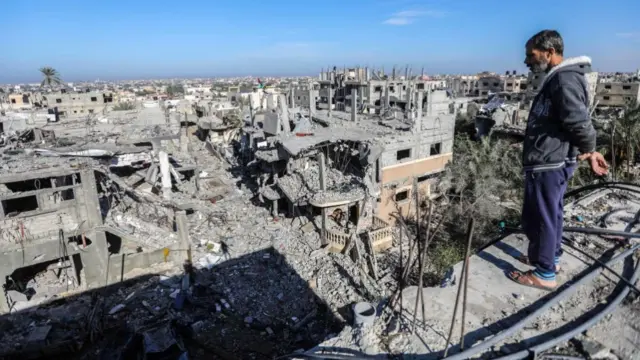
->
<box><xmin>323</xmin><ymin>216</ymin><xmax>393</xmax><ymax>253</ymax></box>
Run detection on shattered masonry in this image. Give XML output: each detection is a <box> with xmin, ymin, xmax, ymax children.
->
<box><xmin>0</xmin><ymin>66</ymin><xmax>458</xmax><ymax>357</ymax></box>
<box><xmin>240</xmin><ymin>66</ymin><xmax>457</xmax><ymax>253</ymax></box>
<box><xmin>0</xmin><ymin>67</ymin><xmax>456</xmax><ymax>309</ymax></box>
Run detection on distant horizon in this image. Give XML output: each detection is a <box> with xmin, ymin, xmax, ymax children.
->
<box><xmin>3</xmin><ymin>0</ymin><xmax>639</xmax><ymax>84</ymax></box>
<box><xmin>3</xmin><ymin>65</ymin><xmax>639</xmax><ymax>86</ymax></box>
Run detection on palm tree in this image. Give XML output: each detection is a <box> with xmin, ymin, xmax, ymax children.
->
<box><xmin>39</xmin><ymin>67</ymin><xmax>62</xmax><ymax>88</ymax></box>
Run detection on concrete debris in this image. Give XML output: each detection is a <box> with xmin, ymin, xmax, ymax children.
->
<box><xmin>1</xmin><ymin>68</ymin><xmax>631</xmax><ymax>359</ymax></box>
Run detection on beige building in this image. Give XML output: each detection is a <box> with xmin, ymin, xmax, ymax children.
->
<box><xmin>595</xmin><ymin>82</ymin><xmax>640</xmax><ymax>107</ymax></box>
<box><xmin>7</xmin><ymin>93</ymin><xmax>35</xmax><ymax>109</ymax></box>
<box><xmin>476</xmin><ymin>73</ymin><xmax>503</xmax><ymax>96</ymax></box>
<box><xmin>502</xmin><ymin>75</ymin><xmax>528</xmax><ymax>93</ymax></box>
<box><xmin>43</xmin><ymin>91</ymin><xmax>115</xmax><ymax>117</ymax></box>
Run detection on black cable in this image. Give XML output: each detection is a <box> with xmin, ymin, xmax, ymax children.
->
<box><xmin>495</xmin><ymin>253</ymin><xmax>640</xmax><ymax>360</ymax></box>
<box><xmin>563</xmin><ymin>226</ymin><xmax>640</xmax><ymax>239</ymax></box>
<box><xmin>562</xmin><ymin>236</ymin><xmax>640</xmax><ymax>295</ymax></box>
<box><xmin>539</xmin><ymin>355</ymin><xmax>586</xmax><ymax>360</ymax></box>
<box><xmin>275</xmin><ymin>352</ymin><xmax>373</xmax><ymax>360</ymax></box>
<box><xmin>564</xmin><ymin>181</ymin><xmax>640</xmax><ymax>199</ymax></box>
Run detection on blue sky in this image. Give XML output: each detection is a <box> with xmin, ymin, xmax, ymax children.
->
<box><xmin>1</xmin><ymin>0</ymin><xmax>639</xmax><ymax>82</ymax></box>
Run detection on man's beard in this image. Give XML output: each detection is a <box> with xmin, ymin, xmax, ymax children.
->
<box><xmin>529</xmin><ymin>60</ymin><xmax>549</xmax><ymax>73</ymax></box>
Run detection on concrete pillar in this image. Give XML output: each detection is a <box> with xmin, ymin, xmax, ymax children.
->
<box><xmin>279</xmin><ymin>94</ymin><xmax>290</xmax><ymax>133</ymax></box>
<box><xmin>175</xmin><ymin>210</ymin><xmax>191</xmax><ymax>264</ymax></box>
<box><xmin>309</xmin><ymin>89</ymin><xmax>315</xmax><ymax>116</ymax></box>
<box><xmin>318</xmin><ymin>152</ymin><xmax>326</xmax><ymax>191</ymax></box>
<box><xmin>180</xmin><ymin>112</ymin><xmax>189</xmax><ymax>153</ymax></box>
<box><xmin>351</xmin><ymin>88</ymin><xmax>358</xmax><ymax>122</ymax></box>
<box><xmin>321</xmin><ymin>208</ymin><xmax>328</xmax><ymax>246</ymax></box>
<box><xmin>290</xmin><ymin>88</ymin><xmax>295</xmax><ymax>109</ymax></box>
<box><xmin>249</xmin><ymin>104</ymin><xmax>255</xmax><ymax>127</ymax></box>
<box><xmin>81</xmin><ymin>170</ymin><xmax>103</xmax><ymax>227</ymax></box>
<box><xmin>328</xmin><ymin>86</ymin><xmax>333</xmax><ymax>117</ymax></box>
<box><xmin>384</xmin><ymin>82</ymin><xmax>390</xmax><ymax>109</ymax></box>
<box><xmin>416</xmin><ymin>91</ymin><xmax>423</xmax><ymax>131</ymax></box>
<box><xmin>365</xmin><ymin>67</ymin><xmax>370</xmax><ymax>82</ymax></box>
<box><xmin>79</xmin><ymin>170</ymin><xmax>109</xmax><ymax>287</ymax></box>
<box><xmin>392</xmin><ymin>67</ymin><xmax>396</xmax><ymax>80</ymax></box>
<box><xmin>272</xmin><ymin>199</ymin><xmax>278</xmax><ymax>217</ymax></box>
<box><xmin>319</xmin><ymin>148</ymin><xmax>328</xmax><ymax>242</ymax></box>
<box><xmin>159</xmin><ymin>151</ymin><xmax>172</xmax><ymax>198</ymax></box>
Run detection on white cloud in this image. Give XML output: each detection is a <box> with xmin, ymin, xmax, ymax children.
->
<box><xmin>616</xmin><ymin>32</ymin><xmax>639</xmax><ymax>38</ymax></box>
<box><xmin>393</xmin><ymin>10</ymin><xmax>426</xmax><ymax>17</ymax></box>
<box><xmin>384</xmin><ymin>17</ymin><xmax>412</xmax><ymax>25</ymax></box>
<box><xmin>382</xmin><ymin>9</ymin><xmax>445</xmax><ymax>26</ymax></box>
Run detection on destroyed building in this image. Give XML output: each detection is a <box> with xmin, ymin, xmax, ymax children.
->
<box><xmin>312</xmin><ymin>66</ymin><xmax>453</xmax><ymax>114</ymax></box>
<box><xmin>1</xmin><ymin>67</ymin><xmax>639</xmax><ymax>359</ymax></box>
<box><xmin>476</xmin><ymin>72</ymin><xmax>504</xmax><ymax>96</ymax></box>
<box><xmin>0</xmin><ymin>103</ymin><xmax>203</xmax><ymax>314</ymax></box>
<box><xmin>229</xmin><ymin>69</ymin><xmax>456</xmax><ymax>255</ymax></box>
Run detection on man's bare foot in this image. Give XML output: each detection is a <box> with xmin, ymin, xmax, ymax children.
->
<box><xmin>507</xmin><ymin>270</ymin><xmax>556</xmax><ymax>291</ymax></box>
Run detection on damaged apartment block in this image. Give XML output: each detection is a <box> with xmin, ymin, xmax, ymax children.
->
<box><xmin>241</xmin><ymin>66</ymin><xmax>455</xmax><ymax>255</ymax></box>
<box><xmin>0</xmin><ymin>103</ymin><xmax>200</xmax><ymax>314</ymax></box>
<box><xmin>0</xmin><ymin>167</ymin><xmax>108</xmax><ymax>312</ymax></box>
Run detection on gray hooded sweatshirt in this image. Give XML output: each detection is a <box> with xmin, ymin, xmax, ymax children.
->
<box><xmin>523</xmin><ymin>56</ymin><xmax>597</xmax><ymax>172</ymax></box>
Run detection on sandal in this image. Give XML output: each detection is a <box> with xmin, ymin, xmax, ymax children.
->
<box><xmin>507</xmin><ymin>270</ymin><xmax>557</xmax><ymax>291</ymax></box>
<box><xmin>516</xmin><ymin>255</ymin><xmax>561</xmax><ymax>274</ymax></box>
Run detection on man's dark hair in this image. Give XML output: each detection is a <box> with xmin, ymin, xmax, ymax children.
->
<box><xmin>527</xmin><ymin>30</ymin><xmax>564</xmax><ymax>55</ymax></box>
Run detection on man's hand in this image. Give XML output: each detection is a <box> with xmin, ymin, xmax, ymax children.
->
<box><xmin>578</xmin><ymin>152</ymin><xmax>609</xmax><ymax>176</ymax></box>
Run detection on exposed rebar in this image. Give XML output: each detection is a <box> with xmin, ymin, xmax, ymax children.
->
<box><xmin>444</xmin><ymin>218</ymin><xmax>474</xmax><ymax>356</ymax></box>
<box><xmin>460</xmin><ymin>218</ymin><xmax>475</xmax><ymax>349</ymax></box>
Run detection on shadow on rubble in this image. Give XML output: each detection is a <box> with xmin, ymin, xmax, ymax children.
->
<box><xmin>228</xmin><ymin>161</ymin><xmax>261</xmax><ymax>195</ymax></box>
<box><xmin>0</xmin><ymin>247</ymin><xmax>342</xmax><ymax>360</ymax></box>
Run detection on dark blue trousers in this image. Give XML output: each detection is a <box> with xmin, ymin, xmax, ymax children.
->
<box><xmin>522</xmin><ymin>166</ymin><xmax>575</xmax><ymax>277</ymax></box>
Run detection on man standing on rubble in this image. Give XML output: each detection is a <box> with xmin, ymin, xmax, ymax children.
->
<box><xmin>508</xmin><ymin>30</ymin><xmax>609</xmax><ymax>290</ymax></box>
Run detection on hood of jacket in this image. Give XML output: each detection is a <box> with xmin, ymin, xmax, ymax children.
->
<box><xmin>539</xmin><ymin>55</ymin><xmax>592</xmax><ymax>90</ymax></box>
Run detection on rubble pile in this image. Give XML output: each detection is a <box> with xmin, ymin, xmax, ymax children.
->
<box><xmin>4</xmin><ymin>85</ymin><xmax>632</xmax><ymax>360</ymax></box>
<box><xmin>0</xmin><ymin>102</ymin><xmax>399</xmax><ymax>359</ymax></box>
